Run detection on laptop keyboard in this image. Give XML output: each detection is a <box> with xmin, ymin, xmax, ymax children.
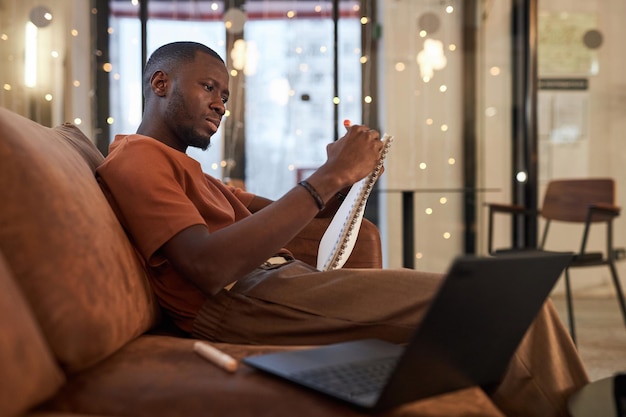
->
<box><xmin>290</xmin><ymin>356</ymin><xmax>398</xmax><ymax>398</ymax></box>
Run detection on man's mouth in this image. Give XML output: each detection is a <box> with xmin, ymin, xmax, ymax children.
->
<box><xmin>206</xmin><ymin>118</ymin><xmax>219</xmax><ymax>133</ymax></box>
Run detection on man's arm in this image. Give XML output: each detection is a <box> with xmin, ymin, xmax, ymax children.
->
<box><xmin>160</xmin><ymin>125</ymin><xmax>384</xmax><ymax>295</ymax></box>
<box><xmin>246</xmin><ymin>189</ymin><xmax>349</xmax><ymax>218</ymax></box>
<box><xmin>246</xmin><ymin>195</ymin><xmax>273</xmax><ymax>213</ymax></box>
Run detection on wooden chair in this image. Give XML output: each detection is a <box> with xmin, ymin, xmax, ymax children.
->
<box><xmin>486</xmin><ymin>178</ymin><xmax>626</xmax><ymax>344</ymax></box>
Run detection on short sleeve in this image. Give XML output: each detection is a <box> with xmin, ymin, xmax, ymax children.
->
<box><xmin>97</xmin><ymin>137</ymin><xmax>207</xmax><ymax>265</ymax></box>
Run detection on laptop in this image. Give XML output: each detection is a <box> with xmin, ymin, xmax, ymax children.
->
<box><xmin>243</xmin><ymin>251</ymin><xmax>573</xmax><ymax>413</ymax></box>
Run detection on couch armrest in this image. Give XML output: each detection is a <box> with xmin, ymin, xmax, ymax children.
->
<box><xmin>285</xmin><ymin>217</ymin><xmax>382</xmax><ymax>269</ymax></box>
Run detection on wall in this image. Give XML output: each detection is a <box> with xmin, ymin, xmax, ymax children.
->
<box><xmin>378</xmin><ymin>0</ymin><xmax>464</xmax><ymax>274</ymax></box>
<box><xmin>0</xmin><ymin>0</ymin><xmax>93</xmax><ymax>138</ymax></box>
<box><xmin>380</xmin><ymin>0</ymin><xmax>626</xmax><ymax>297</ymax></box>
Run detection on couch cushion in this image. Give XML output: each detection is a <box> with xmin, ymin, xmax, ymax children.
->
<box><xmin>0</xmin><ymin>251</ymin><xmax>65</xmax><ymax>417</ymax></box>
<box><xmin>55</xmin><ymin>123</ymin><xmax>107</xmax><ymax>173</ymax></box>
<box><xmin>0</xmin><ymin>107</ymin><xmax>159</xmax><ymax>373</ymax></box>
<box><xmin>43</xmin><ymin>335</ymin><xmax>505</xmax><ymax>417</ymax></box>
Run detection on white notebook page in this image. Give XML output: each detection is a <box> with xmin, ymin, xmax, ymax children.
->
<box><xmin>317</xmin><ymin>134</ymin><xmax>393</xmax><ymax>271</ymax></box>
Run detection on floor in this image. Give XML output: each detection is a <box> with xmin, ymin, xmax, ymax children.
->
<box><xmin>551</xmin><ymin>295</ymin><xmax>626</xmax><ymax>382</ymax></box>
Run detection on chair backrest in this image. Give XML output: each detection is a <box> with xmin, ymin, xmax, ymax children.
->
<box><xmin>541</xmin><ymin>178</ymin><xmax>616</xmax><ymax>223</ymax></box>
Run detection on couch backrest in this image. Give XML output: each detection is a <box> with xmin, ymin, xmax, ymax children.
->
<box><xmin>0</xmin><ymin>251</ymin><xmax>65</xmax><ymax>417</ymax></box>
<box><xmin>0</xmin><ymin>107</ymin><xmax>159</xmax><ymax>375</ymax></box>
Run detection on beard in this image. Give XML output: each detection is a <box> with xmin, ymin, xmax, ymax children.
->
<box><xmin>166</xmin><ymin>85</ymin><xmax>212</xmax><ymax>151</ymax></box>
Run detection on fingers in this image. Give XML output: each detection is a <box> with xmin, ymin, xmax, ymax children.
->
<box><xmin>343</xmin><ymin>122</ymin><xmax>380</xmax><ymax>140</ymax></box>
<box><xmin>351</xmin><ymin>125</ymin><xmax>381</xmax><ymax>144</ymax></box>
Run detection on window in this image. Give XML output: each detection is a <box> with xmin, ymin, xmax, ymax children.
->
<box><xmin>108</xmin><ymin>0</ymin><xmax>362</xmax><ymax>199</ymax></box>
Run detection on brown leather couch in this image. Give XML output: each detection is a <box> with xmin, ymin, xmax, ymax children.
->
<box><xmin>0</xmin><ymin>107</ymin><xmax>505</xmax><ymax>417</ymax></box>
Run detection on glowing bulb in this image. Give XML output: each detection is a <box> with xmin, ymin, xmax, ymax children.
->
<box><xmin>24</xmin><ymin>22</ymin><xmax>37</xmax><ymax>88</ymax></box>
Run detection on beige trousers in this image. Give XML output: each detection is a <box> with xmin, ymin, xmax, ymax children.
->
<box><xmin>192</xmin><ymin>260</ymin><xmax>588</xmax><ymax>417</ymax></box>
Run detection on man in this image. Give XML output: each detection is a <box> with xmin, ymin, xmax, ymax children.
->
<box><xmin>96</xmin><ymin>41</ymin><xmax>587</xmax><ymax>416</ymax></box>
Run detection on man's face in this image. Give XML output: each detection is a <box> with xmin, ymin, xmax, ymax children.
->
<box><xmin>164</xmin><ymin>53</ymin><xmax>230</xmax><ymax>151</ymax></box>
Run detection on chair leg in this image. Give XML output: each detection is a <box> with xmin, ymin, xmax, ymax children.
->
<box><xmin>564</xmin><ymin>268</ymin><xmax>577</xmax><ymax>345</ymax></box>
<box><xmin>608</xmin><ymin>261</ymin><xmax>626</xmax><ymax>328</ymax></box>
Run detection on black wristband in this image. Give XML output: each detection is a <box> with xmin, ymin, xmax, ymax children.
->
<box><xmin>298</xmin><ymin>180</ymin><xmax>325</xmax><ymax>211</ymax></box>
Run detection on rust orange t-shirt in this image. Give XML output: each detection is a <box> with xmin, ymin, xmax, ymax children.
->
<box><xmin>96</xmin><ymin>134</ymin><xmax>257</xmax><ymax>332</ymax></box>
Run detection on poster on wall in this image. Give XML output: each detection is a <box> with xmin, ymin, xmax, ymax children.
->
<box><xmin>538</xmin><ymin>12</ymin><xmax>600</xmax><ymax>76</ymax></box>
<box><xmin>538</xmin><ymin>89</ymin><xmax>589</xmax><ymax>181</ymax></box>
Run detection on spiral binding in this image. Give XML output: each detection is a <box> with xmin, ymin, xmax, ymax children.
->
<box><xmin>322</xmin><ymin>134</ymin><xmax>394</xmax><ymax>271</ymax></box>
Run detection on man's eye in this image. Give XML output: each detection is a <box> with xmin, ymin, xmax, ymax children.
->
<box><xmin>204</xmin><ymin>84</ymin><xmax>213</xmax><ymax>91</ymax></box>
<box><xmin>221</xmin><ymin>97</ymin><xmax>228</xmax><ymax>104</ymax></box>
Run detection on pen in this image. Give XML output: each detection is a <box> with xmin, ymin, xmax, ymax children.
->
<box><xmin>193</xmin><ymin>341</ymin><xmax>238</xmax><ymax>373</ymax></box>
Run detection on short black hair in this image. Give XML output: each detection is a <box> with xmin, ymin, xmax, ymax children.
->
<box><xmin>142</xmin><ymin>41</ymin><xmax>225</xmax><ymax>97</ymax></box>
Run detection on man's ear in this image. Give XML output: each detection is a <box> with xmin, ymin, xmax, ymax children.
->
<box><xmin>150</xmin><ymin>70</ymin><xmax>168</xmax><ymax>97</ymax></box>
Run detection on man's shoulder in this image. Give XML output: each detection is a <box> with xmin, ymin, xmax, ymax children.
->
<box><xmin>109</xmin><ymin>134</ymin><xmax>170</xmax><ymax>154</ymax></box>
<box><xmin>103</xmin><ymin>134</ymin><xmax>195</xmax><ymax>170</ymax></box>
<box><xmin>98</xmin><ymin>134</ymin><xmax>193</xmax><ymax>182</ymax></box>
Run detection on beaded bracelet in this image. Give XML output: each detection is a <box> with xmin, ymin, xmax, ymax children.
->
<box><xmin>298</xmin><ymin>180</ymin><xmax>325</xmax><ymax>211</ymax></box>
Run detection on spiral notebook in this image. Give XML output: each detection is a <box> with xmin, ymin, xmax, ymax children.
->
<box><xmin>317</xmin><ymin>133</ymin><xmax>393</xmax><ymax>271</ymax></box>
